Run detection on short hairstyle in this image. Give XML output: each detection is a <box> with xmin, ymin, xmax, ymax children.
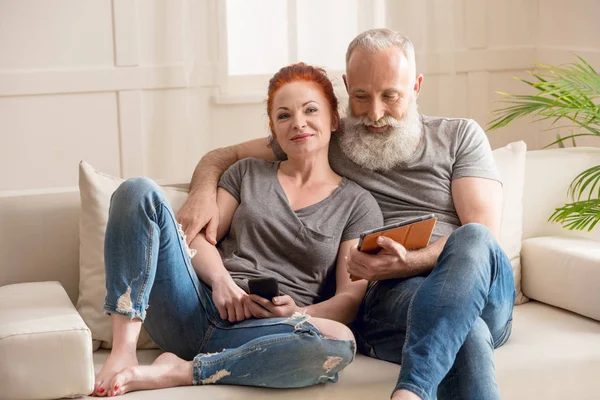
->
<box><xmin>266</xmin><ymin>62</ymin><xmax>339</xmax><ymax>135</ymax></box>
<box><xmin>346</xmin><ymin>28</ymin><xmax>414</xmax><ymax>67</ymax></box>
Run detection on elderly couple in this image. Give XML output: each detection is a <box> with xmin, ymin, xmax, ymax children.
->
<box><xmin>93</xmin><ymin>29</ymin><xmax>515</xmax><ymax>400</ymax></box>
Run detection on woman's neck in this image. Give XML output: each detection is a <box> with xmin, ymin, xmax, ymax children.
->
<box><xmin>279</xmin><ymin>149</ymin><xmax>339</xmax><ymax>186</ymax></box>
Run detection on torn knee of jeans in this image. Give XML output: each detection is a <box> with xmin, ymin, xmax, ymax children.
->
<box><xmin>287</xmin><ymin>310</ymin><xmax>316</xmax><ymax>333</ymax></box>
<box><xmin>323</xmin><ymin>356</ymin><xmax>343</xmax><ymax>373</ymax></box>
<box><xmin>176</xmin><ymin>223</ymin><xmax>197</xmax><ymax>259</ymax></box>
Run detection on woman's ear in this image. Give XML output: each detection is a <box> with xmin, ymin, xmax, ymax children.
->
<box><xmin>331</xmin><ymin>115</ymin><xmax>340</xmax><ymax>133</ymax></box>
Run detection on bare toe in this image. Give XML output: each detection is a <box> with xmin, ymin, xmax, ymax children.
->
<box><xmin>94</xmin><ymin>350</ymin><xmax>138</xmax><ymax>397</ymax></box>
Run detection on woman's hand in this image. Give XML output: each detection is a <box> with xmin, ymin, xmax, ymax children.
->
<box><xmin>247</xmin><ymin>294</ymin><xmax>300</xmax><ymax>319</ymax></box>
<box><xmin>211</xmin><ymin>278</ymin><xmax>252</xmax><ymax>322</ymax></box>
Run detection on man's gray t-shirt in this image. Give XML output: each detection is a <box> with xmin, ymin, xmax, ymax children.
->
<box><xmin>272</xmin><ymin>115</ymin><xmax>500</xmax><ymax>243</ymax></box>
<box><xmin>217</xmin><ymin>158</ymin><xmax>383</xmax><ymax>307</ymax></box>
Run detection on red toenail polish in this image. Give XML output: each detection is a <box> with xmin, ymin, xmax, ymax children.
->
<box><xmin>97</xmin><ymin>388</ymin><xmax>105</xmax><ymax>393</ymax></box>
<box><xmin>114</xmin><ymin>385</ymin><xmax>119</xmax><ymax>390</ymax></box>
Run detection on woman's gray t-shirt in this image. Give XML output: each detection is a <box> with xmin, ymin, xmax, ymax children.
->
<box><xmin>217</xmin><ymin>158</ymin><xmax>383</xmax><ymax>307</ymax></box>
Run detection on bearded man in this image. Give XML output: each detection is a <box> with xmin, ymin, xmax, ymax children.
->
<box><xmin>177</xmin><ymin>29</ymin><xmax>515</xmax><ymax>400</ymax></box>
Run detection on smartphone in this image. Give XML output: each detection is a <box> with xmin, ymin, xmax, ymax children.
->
<box><xmin>248</xmin><ymin>277</ymin><xmax>279</xmax><ymax>301</ymax></box>
<box><xmin>357</xmin><ymin>214</ymin><xmax>437</xmax><ymax>253</ymax></box>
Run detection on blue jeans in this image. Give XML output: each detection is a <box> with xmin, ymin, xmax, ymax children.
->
<box><xmin>103</xmin><ymin>177</ymin><xmax>354</xmax><ymax>388</ymax></box>
<box><xmin>354</xmin><ymin>223</ymin><xmax>515</xmax><ymax>400</ymax></box>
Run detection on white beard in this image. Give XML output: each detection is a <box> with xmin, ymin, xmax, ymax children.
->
<box><xmin>339</xmin><ymin>100</ymin><xmax>422</xmax><ymax>171</ymax></box>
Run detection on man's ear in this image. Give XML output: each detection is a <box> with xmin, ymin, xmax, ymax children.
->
<box><xmin>414</xmin><ymin>73</ymin><xmax>424</xmax><ymax>98</ymax></box>
<box><xmin>343</xmin><ymin>74</ymin><xmax>349</xmax><ymax>94</ymax></box>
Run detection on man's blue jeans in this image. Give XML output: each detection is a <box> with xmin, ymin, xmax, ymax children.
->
<box><xmin>354</xmin><ymin>224</ymin><xmax>515</xmax><ymax>400</ymax></box>
<box><xmin>103</xmin><ymin>177</ymin><xmax>355</xmax><ymax>388</ymax></box>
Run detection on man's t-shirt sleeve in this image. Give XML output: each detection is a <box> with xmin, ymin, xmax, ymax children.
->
<box><xmin>452</xmin><ymin>119</ymin><xmax>500</xmax><ymax>182</ymax></box>
<box><xmin>217</xmin><ymin>159</ymin><xmax>248</xmax><ymax>202</ymax></box>
<box><xmin>341</xmin><ymin>191</ymin><xmax>384</xmax><ymax>242</ymax></box>
<box><xmin>269</xmin><ymin>135</ymin><xmax>288</xmax><ymax>161</ymax></box>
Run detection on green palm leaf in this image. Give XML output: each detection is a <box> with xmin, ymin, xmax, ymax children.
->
<box><xmin>489</xmin><ymin>56</ymin><xmax>600</xmax><ymax>231</ymax></box>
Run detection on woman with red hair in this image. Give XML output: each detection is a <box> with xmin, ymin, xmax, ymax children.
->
<box><xmin>93</xmin><ymin>63</ymin><xmax>383</xmax><ymax>396</ymax></box>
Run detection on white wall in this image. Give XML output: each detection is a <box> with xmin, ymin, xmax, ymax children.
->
<box><xmin>0</xmin><ymin>0</ymin><xmax>599</xmax><ymax>192</ymax></box>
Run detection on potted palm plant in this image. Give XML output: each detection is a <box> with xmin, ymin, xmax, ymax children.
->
<box><xmin>489</xmin><ymin>56</ymin><xmax>600</xmax><ymax>231</ymax></box>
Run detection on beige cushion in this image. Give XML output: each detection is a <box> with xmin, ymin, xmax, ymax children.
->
<box><xmin>523</xmin><ymin>147</ymin><xmax>600</xmax><ymax>241</ymax></box>
<box><xmin>86</xmin><ymin>302</ymin><xmax>600</xmax><ymax>400</ymax></box>
<box><xmin>521</xmin><ymin>236</ymin><xmax>600</xmax><ymax>321</ymax></box>
<box><xmin>77</xmin><ymin>161</ymin><xmax>189</xmax><ymax>350</ymax></box>
<box><xmin>492</xmin><ymin>141</ymin><xmax>528</xmax><ymax>304</ymax></box>
<box><xmin>0</xmin><ymin>281</ymin><xmax>93</xmax><ymax>400</ymax></box>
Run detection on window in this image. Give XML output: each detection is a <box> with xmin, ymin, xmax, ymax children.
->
<box><xmin>216</xmin><ymin>0</ymin><xmax>385</xmax><ymax>102</ymax></box>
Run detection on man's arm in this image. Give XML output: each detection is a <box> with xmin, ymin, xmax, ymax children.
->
<box><xmin>347</xmin><ymin>176</ymin><xmax>502</xmax><ymax>281</ymax></box>
<box><xmin>177</xmin><ymin>137</ymin><xmax>277</xmax><ymax>244</ymax></box>
<box><xmin>451</xmin><ymin>176</ymin><xmax>502</xmax><ymax>239</ymax></box>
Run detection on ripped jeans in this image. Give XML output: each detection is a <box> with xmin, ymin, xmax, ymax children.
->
<box><xmin>103</xmin><ymin>177</ymin><xmax>354</xmax><ymax>388</ymax></box>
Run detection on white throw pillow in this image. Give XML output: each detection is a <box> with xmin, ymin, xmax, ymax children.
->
<box><xmin>492</xmin><ymin>141</ymin><xmax>528</xmax><ymax>305</ymax></box>
<box><xmin>77</xmin><ymin>161</ymin><xmax>189</xmax><ymax>350</ymax></box>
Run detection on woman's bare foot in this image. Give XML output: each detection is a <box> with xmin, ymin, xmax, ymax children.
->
<box><xmin>93</xmin><ymin>349</ymin><xmax>139</xmax><ymax>397</ymax></box>
<box><xmin>108</xmin><ymin>352</ymin><xmax>193</xmax><ymax>396</ymax></box>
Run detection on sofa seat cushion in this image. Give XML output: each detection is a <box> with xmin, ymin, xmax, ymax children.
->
<box><xmin>521</xmin><ymin>236</ymin><xmax>600</xmax><ymax>321</ymax></box>
<box><xmin>495</xmin><ymin>301</ymin><xmax>600</xmax><ymax>400</ymax></box>
<box><xmin>0</xmin><ymin>281</ymin><xmax>94</xmax><ymax>400</ymax></box>
<box><xmin>85</xmin><ymin>302</ymin><xmax>600</xmax><ymax>400</ymax></box>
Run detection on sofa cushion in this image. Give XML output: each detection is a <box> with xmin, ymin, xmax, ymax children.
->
<box><xmin>86</xmin><ymin>302</ymin><xmax>600</xmax><ymax>400</ymax></box>
<box><xmin>522</xmin><ymin>147</ymin><xmax>600</xmax><ymax>241</ymax></box>
<box><xmin>521</xmin><ymin>236</ymin><xmax>600</xmax><ymax>321</ymax></box>
<box><xmin>0</xmin><ymin>281</ymin><xmax>94</xmax><ymax>400</ymax></box>
<box><xmin>492</xmin><ymin>141</ymin><xmax>527</xmax><ymax>304</ymax></box>
<box><xmin>77</xmin><ymin>161</ymin><xmax>189</xmax><ymax>350</ymax></box>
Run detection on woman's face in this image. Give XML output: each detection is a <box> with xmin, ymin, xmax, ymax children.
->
<box><xmin>271</xmin><ymin>81</ymin><xmax>338</xmax><ymax>159</ymax></box>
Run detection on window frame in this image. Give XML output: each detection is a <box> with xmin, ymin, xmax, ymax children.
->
<box><xmin>214</xmin><ymin>0</ymin><xmax>386</xmax><ymax>104</ymax></box>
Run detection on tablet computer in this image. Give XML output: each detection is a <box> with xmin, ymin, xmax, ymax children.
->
<box><xmin>357</xmin><ymin>214</ymin><xmax>437</xmax><ymax>253</ymax></box>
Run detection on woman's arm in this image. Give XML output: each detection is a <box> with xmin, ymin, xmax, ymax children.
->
<box><xmin>247</xmin><ymin>240</ymin><xmax>367</xmax><ymax>325</ymax></box>
<box><xmin>189</xmin><ymin>188</ymin><xmax>251</xmax><ymax>322</ymax></box>
<box><xmin>304</xmin><ymin>239</ymin><xmax>368</xmax><ymax>324</ymax></box>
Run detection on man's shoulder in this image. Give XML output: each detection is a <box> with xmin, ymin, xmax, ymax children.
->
<box><xmin>421</xmin><ymin>114</ymin><xmax>477</xmax><ymax>132</ymax></box>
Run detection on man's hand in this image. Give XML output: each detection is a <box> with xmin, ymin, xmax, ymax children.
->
<box><xmin>347</xmin><ymin>236</ymin><xmax>412</xmax><ymax>281</ymax></box>
<box><xmin>176</xmin><ymin>191</ymin><xmax>220</xmax><ymax>245</ymax></box>
<box><xmin>211</xmin><ymin>277</ymin><xmax>252</xmax><ymax>322</ymax></box>
<box><xmin>247</xmin><ymin>294</ymin><xmax>300</xmax><ymax>319</ymax></box>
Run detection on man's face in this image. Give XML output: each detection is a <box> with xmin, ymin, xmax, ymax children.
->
<box><xmin>345</xmin><ymin>46</ymin><xmax>419</xmax><ymax>127</ymax></box>
<box><xmin>338</xmin><ymin>46</ymin><xmax>424</xmax><ymax>171</ymax></box>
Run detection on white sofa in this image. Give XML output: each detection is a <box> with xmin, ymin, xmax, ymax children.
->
<box><xmin>1</xmin><ymin>147</ymin><xmax>599</xmax><ymax>400</ymax></box>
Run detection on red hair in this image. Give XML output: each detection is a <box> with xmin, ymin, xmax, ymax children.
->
<box><xmin>267</xmin><ymin>62</ymin><xmax>339</xmax><ymax>134</ymax></box>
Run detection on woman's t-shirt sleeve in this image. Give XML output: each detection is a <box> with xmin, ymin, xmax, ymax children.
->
<box><xmin>217</xmin><ymin>159</ymin><xmax>249</xmax><ymax>202</ymax></box>
<box><xmin>341</xmin><ymin>190</ymin><xmax>384</xmax><ymax>242</ymax></box>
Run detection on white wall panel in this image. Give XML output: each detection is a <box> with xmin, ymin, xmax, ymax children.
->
<box><xmin>209</xmin><ymin>104</ymin><xmax>269</xmax><ymax>150</ymax></box>
<box><xmin>538</xmin><ymin>0</ymin><xmax>600</xmax><ymax>50</ymax></box>
<box><xmin>487</xmin><ymin>0</ymin><xmax>537</xmax><ymax>47</ymax></box>
<box><xmin>0</xmin><ymin>0</ymin><xmax>114</xmax><ymax>70</ymax></box>
<box><xmin>137</xmin><ymin>0</ymin><xmax>184</xmax><ymax>66</ymax></box>
<box><xmin>0</xmin><ymin>93</ymin><xmax>120</xmax><ymax>191</ymax></box>
<box><xmin>113</xmin><ymin>0</ymin><xmax>140</xmax><ymax>67</ymax></box>
<box><xmin>142</xmin><ymin>88</ymin><xmax>212</xmax><ymax>182</ymax></box>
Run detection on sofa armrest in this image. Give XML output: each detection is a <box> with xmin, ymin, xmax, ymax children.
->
<box><xmin>521</xmin><ymin>236</ymin><xmax>600</xmax><ymax>321</ymax></box>
<box><xmin>0</xmin><ymin>281</ymin><xmax>94</xmax><ymax>400</ymax></box>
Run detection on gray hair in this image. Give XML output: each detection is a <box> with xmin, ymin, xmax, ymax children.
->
<box><xmin>346</xmin><ymin>28</ymin><xmax>414</xmax><ymax>67</ymax></box>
